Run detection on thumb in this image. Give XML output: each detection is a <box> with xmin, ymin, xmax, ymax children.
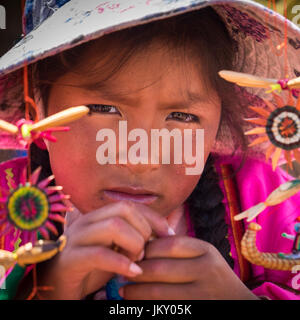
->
<box><xmin>64</xmin><ymin>203</ymin><xmax>81</xmax><ymax>231</ymax></box>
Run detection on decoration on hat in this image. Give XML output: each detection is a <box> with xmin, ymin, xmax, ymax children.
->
<box><xmin>218</xmin><ymin>0</ymin><xmax>299</xmax><ymax>173</ymax></box>
<box><xmin>234</xmin><ymin>179</ymin><xmax>300</xmax><ymax>270</ymax></box>
<box><xmin>0</xmin><ymin>106</ymin><xmax>89</xmax><ymax>149</ymax></box>
<box><xmin>218</xmin><ymin>70</ymin><xmax>300</xmax><ymax>97</ymax></box>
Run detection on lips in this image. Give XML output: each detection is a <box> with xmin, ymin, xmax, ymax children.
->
<box><xmin>103</xmin><ymin>187</ymin><xmax>159</xmax><ymax>204</ymax></box>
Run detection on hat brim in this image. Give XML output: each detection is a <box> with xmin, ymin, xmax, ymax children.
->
<box><xmin>0</xmin><ymin>0</ymin><xmax>299</xmax><ymax>78</ymax></box>
<box><xmin>0</xmin><ymin>0</ymin><xmax>299</xmax><ymax>151</ymax></box>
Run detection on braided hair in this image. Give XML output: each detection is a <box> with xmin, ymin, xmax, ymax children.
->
<box><xmin>187</xmin><ymin>154</ymin><xmax>234</xmax><ymax>269</ymax></box>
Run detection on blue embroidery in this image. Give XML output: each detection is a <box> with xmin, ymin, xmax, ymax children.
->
<box><xmin>163</xmin><ymin>0</ymin><xmax>183</xmax><ymax>3</ymax></box>
<box><xmin>25</xmin><ymin>0</ymin><xmax>71</xmax><ymax>34</ymax></box>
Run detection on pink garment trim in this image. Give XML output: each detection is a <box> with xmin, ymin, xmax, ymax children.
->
<box><xmin>253</xmin><ymin>282</ymin><xmax>300</xmax><ymax>300</ymax></box>
<box><xmin>213</xmin><ymin>160</ymin><xmax>242</xmax><ymax>279</ymax></box>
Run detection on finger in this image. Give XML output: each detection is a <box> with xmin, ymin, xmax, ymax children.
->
<box><xmin>127</xmin><ymin>258</ymin><xmax>199</xmax><ymax>283</ymax></box>
<box><xmin>145</xmin><ymin>236</ymin><xmax>210</xmax><ymax>259</ymax></box>
<box><xmin>119</xmin><ymin>247</ymin><xmax>145</xmax><ymax>262</ymax></box>
<box><xmin>78</xmin><ymin>201</ymin><xmax>152</xmax><ymax>241</ymax></box>
<box><xmin>64</xmin><ymin>206</ymin><xmax>81</xmax><ymax>230</ymax></box>
<box><xmin>70</xmin><ymin>217</ymin><xmax>146</xmax><ymax>255</ymax></box>
<box><xmin>67</xmin><ymin>246</ymin><xmax>144</xmax><ymax>278</ymax></box>
<box><xmin>120</xmin><ymin>282</ymin><xmax>197</xmax><ymax>300</ymax></box>
<box><xmin>132</xmin><ymin>203</ymin><xmax>175</xmax><ymax>238</ymax></box>
<box><xmin>81</xmin><ymin>201</ymin><xmax>174</xmax><ymax>239</ymax></box>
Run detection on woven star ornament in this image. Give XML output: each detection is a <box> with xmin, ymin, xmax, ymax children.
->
<box><xmin>219</xmin><ymin>70</ymin><xmax>300</xmax><ymax>171</ymax></box>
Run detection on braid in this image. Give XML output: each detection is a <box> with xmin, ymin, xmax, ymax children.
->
<box><xmin>187</xmin><ymin>154</ymin><xmax>234</xmax><ymax>269</ymax></box>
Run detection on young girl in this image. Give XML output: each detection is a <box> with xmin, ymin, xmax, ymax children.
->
<box><xmin>0</xmin><ymin>0</ymin><xmax>300</xmax><ymax>300</ymax></box>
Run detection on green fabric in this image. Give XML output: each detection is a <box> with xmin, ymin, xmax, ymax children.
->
<box><xmin>0</xmin><ymin>264</ymin><xmax>26</xmax><ymax>300</ymax></box>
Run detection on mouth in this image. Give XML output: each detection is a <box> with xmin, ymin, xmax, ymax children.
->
<box><xmin>103</xmin><ymin>186</ymin><xmax>159</xmax><ymax>204</ymax></box>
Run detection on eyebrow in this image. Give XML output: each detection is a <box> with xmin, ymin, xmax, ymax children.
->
<box><xmin>86</xmin><ymin>86</ymin><xmax>209</xmax><ymax>110</ymax></box>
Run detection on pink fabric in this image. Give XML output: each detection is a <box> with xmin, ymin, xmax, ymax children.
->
<box><xmin>214</xmin><ymin>154</ymin><xmax>300</xmax><ymax>300</ymax></box>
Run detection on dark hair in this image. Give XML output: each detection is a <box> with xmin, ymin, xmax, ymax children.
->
<box><xmin>187</xmin><ymin>154</ymin><xmax>234</xmax><ymax>268</ymax></box>
<box><xmin>30</xmin><ymin>7</ymin><xmax>248</xmax><ymax>268</ymax></box>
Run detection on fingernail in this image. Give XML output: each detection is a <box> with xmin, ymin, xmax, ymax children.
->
<box><xmin>129</xmin><ymin>262</ymin><xmax>143</xmax><ymax>275</ymax></box>
<box><xmin>118</xmin><ymin>287</ymin><xmax>124</xmax><ymax>298</ymax></box>
<box><xmin>168</xmin><ymin>226</ymin><xmax>176</xmax><ymax>236</ymax></box>
<box><xmin>137</xmin><ymin>250</ymin><xmax>144</xmax><ymax>261</ymax></box>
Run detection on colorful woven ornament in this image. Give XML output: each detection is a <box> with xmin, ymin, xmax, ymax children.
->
<box><xmin>0</xmin><ymin>165</ymin><xmax>71</xmax><ymax>245</ymax></box>
<box><xmin>219</xmin><ymin>70</ymin><xmax>300</xmax><ymax>170</ymax></box>
<box><xmin>244</xmin><ymin>92</ymin><xmax>300</xmax><ymax>170</ymax></box>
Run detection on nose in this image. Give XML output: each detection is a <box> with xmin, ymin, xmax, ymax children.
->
<box><xmin>117</xmin><ymin>119</ymin><xmax>161</xmax><ymax>174</ymax></box>
<box><xmin>117</xmin><ymin>135</ymin><xmax>161</xmax><ymax>175</ymax></box>
<box><xmin>119</xmin><ymin>162</ymin><xmax>160</xmax><ymax>175</ymax></box>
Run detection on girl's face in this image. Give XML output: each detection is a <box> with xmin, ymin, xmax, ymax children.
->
<box><xmin>46</xmin><ymin>40</ymin><xmax>221</xmax><ymax>216</ymax></box>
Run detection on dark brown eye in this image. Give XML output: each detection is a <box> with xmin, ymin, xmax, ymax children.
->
<box><xmin>87</xmin><ymin>104</ymin><xmax>121</xmax><ymax>115</ymax></box>
<box><xmin>166</xmin><ymin>112</ymin><xmax>199</xmax><ymax>123</ymax></box>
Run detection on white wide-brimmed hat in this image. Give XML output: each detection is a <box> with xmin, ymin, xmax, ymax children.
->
<box><xmin>0</xmin><ymin>0</ymin><xmax>299</xmax><ymax>154</ymax></box>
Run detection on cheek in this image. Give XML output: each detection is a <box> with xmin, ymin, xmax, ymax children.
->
<box><xmin>169</xmin><ymin>166</ymin><xmax>200</xmax><ymax>200</ymax></box>
<box><xmin>162</xmin><ymin>149</ymin><xmax>210</xmax><ymax>212</ymax></box>
<box><xmin>47</xmin><ymin>120</ymin><xmax>100</xmax><ymax>207</ymax></box>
